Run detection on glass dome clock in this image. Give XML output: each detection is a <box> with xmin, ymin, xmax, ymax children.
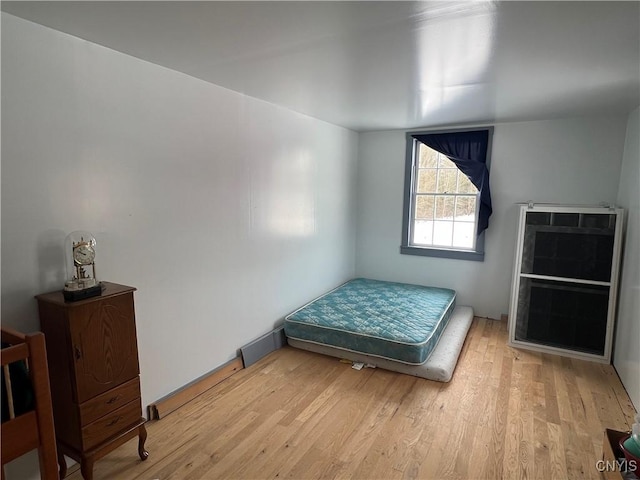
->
<box><xmin>63</xmin><ymin>231</ymin><xmax>103</xmax><ymax>301</ymax></box>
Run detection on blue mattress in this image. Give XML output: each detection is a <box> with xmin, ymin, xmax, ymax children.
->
<box><xmin>284</xmin><ymin>278</ymin><xmax>456</xmax><ymax>365</ymax></box>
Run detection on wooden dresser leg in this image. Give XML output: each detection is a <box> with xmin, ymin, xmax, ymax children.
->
<box><xmin>138</xmin><ymin>424</ymin><xmax>149</xmax><ymax>461</ymax></box>
<box><xmin>58</xmin><ymin>451</ymin><xmax>67</xmax><ymax>479</ymax></box>
<box><xmin>80</xmin><ymin>457</ymin><xmax>94</xmax><ymax>480</ymax></box>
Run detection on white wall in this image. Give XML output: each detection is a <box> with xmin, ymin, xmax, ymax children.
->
<box><xmin>614</xmin><ymin>106</ymin><xmax>640</xmax><ymax>410</ymax></box>
<box><xmin>356</xmin><ymin>116</ymin><xmax>627</xmax><ymax>319</ymax></box>
<box><xmin>1</xmin><ymin>13</ymin><xmax>358</xmax><ymax>410</ymax></box>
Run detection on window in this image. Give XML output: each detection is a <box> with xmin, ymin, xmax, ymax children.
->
<box><xmin>401</xmin><ymin>127</ymin><xmax>493</xmax><ymax>261</ymax></box>
<box><xmin>412</xmin><ymin>145</ymin><xmax>479</xmax><ymax>249</ymax></box>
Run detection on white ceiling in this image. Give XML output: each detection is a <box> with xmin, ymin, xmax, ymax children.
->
<box><xmin>2</xmin><ymin>1</ymin><xmax>639</xmax><ymax>132</ymax></box>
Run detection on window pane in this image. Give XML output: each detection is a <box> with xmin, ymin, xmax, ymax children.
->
<box><xmin>418</xmin><ymin>145</ymin><xmax>438</xmax><ymax>168</ymax></box>
<box><xmin>435</xmin><ymin>195</ymin><xmax>455</xmax><ymax>219</ymax></box>
<box><xmin>457</xmin><ymin>172</ymin><xmax>478</xmax><ymax>194</ymax></box>
<box><xmin>415</xmin><ymin>195</ymin><xmax>435</xmax><ymax>220</ymax></box>
<box><xmin>437</xmin><ymin>154</ymin><xmax>456</xmax><ymax>169</ymax></box>
<box><xmin>433</xmin><ymin>220</ymin><xmax>453</xmax><ymax>246</ymax></box>
<box><xmin>413</xmin><ymin>220</ymin><xmax>433</xmax><ymax>245</ymax></box>
<box><xmin>452</xmin><ymin>222</ymin><xmax>475</xmax><ymax>249</ymax></box>
<box><xmin>436</xmin><ymin>169</ymin><xmax>458</xmax><ymax>193</ymax></box>
<box><xmin>417</xmin><ymin>169</ymin><xmax>437</xmax><ymax>193</ymax></box>
<box><xmin>455</xmin><ymin>196</ymin><xmax>477</xmax><ymax>221</ymax></box>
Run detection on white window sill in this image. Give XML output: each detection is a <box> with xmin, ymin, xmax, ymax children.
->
<box><xmin>400</xmin><ymin>245</ymin><xmax>485</xmax><ymax>261</ymax></box>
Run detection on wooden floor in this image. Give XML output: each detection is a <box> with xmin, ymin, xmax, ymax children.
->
<box><xmin>70</xmin><ymin>318</ymin><xmax>636</xmax><ymax>480</ymax></box>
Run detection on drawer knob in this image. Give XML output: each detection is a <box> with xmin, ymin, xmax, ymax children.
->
<box><xmin>74</xmin><ymin>346</ymin><xmax>82</xmax><ymax>360</ymax></box>
<box><xmin>107</xmin><ymin>416</ymin><xmax>122</xmax><ymax>427</ymax></box>
<box><xmin>107</xmin><ymin>396</ymin><xmax>120</xmax><ymax>405</ymax></box>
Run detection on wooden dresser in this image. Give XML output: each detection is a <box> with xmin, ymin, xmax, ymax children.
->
<box><xmin>36</xmin><ymin>282</ymin><xmax>148</xmax><ymax>480</ymax></box>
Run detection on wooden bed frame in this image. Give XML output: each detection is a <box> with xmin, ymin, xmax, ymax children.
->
<box><xmin>1</xmin><ymin>326</ymin><xmax>59</xmax><ymax>480</ymax></box>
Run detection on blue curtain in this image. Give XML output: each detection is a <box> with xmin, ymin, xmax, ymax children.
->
<box><xmin>412</xmin><ymin>130</ymin><xmax>492</xmax><ymax>235</ymax></box>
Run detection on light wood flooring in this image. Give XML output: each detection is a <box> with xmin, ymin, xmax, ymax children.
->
<box><xmin>70</xmin><ymin>318</ymin><xmax>636</xmax><ymax>479</ymax></box>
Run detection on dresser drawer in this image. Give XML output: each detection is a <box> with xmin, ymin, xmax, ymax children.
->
<box><xmin>79</xmin><ymin>377</ymin><xmax>140</xmax><ymax>425</ymax></box>
<box><xmin>82</xmin><ymin>398</ymin><xmax>142</xmax><ymax>450</ymax></box>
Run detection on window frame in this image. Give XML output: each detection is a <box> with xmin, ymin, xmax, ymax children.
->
<box><xmin>400</xmin><ymin>127</ymin><xmax>494</xmax><ymax>262</ymax></box>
